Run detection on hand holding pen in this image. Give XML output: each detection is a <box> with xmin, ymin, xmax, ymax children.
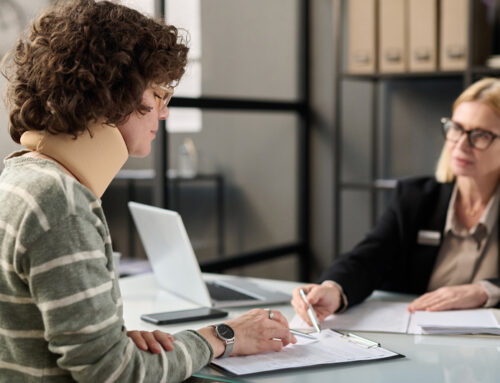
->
<box><xmin>291</xmin><ymin>283</ymin><xmax>344</xmax><ymax>327</ymax></box>
<box><xmin>299</xmin><ymin>288</ymin><xmax>321</xmax><ymax>332</ymax></box>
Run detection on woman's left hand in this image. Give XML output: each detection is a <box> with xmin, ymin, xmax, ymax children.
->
<box><xmin>127</xmin><ymin>330</ymin><xmax>175</xmax><ymax>354</ymax></box>
<box><xmin>407</xmin><ymin>284</ymin><xmax>488</xmax><ymax>312</ymax></box>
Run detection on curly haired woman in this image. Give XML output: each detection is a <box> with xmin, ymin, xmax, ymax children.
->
<box><xmin>0</xmin><ymin>1</ymin><xmax>295</xmax><ymax>381</ymax></box>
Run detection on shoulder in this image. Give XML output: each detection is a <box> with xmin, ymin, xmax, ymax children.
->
<box><xmin>392</xmin><ymin>176</ymin><xmax>454</xmax><ymax>216</ymax></box>
<box><xmin>0</xmin><ymin>156</ymin><xmax>103</xmax><ymax>247</ymax></box>
<box><xmin>395</xmin><ymin>176</ymin><xmax>453</xmax><ymax>199</ymax></box>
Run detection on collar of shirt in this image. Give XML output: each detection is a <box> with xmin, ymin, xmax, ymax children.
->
<box><xmin>444</xmin><ymin>183</ymin><xmax>500</xmax><ymax>243</ymax></box>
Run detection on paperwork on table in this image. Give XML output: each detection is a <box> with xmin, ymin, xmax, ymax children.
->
<box><xmin>211</xmin><ymin>329</ymin><xmax>403</xmax><ymax>375</ymax></box>
<box><xmin>290</xmin><ymin>300</ymin><xmax>500</xmax><ymax>335</ymax></box>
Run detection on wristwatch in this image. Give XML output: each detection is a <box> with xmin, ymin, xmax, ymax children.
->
<box><xmin>212</xmin><ymin>323</ymin><xmax>235</xmax><ymax>358</ymax></box>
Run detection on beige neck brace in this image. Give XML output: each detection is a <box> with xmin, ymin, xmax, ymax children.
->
<box><xmin>20</xmin><ymin>122</ymin><xmax>128</xmax><ymax>198</ymax></box>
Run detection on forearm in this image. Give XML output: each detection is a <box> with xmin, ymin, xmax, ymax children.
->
<box><xmin>197</xmin><ymin>327</ymin><xmax>224</xmax><ymax>358</ymax></box>
<box><xmin>60</xmin><ymin>328</ymin><xmax>212</xmax><ymax>383</ymax></box>
<box><xmin>28</xmin><ymin>216</ymin><xmax>213</xmax><ymax>382</ymax></box>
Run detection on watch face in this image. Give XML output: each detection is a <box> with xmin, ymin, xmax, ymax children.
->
<box><xmin>217</xmin><ymin>324</ymin><xmax>234</xmax><ymax>339</ymax></box>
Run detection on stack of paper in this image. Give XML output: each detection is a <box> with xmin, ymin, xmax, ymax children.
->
<box><xmin>414</xmin><ymin>309</ymin><xmax>500</xmax><ymax>335</ymax></box>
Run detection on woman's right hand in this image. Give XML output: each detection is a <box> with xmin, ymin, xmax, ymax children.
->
<box><xmin>291</xmin><ymin>283</ymin><xmax>343</xmax><ymax>324</ymax></box>
<box><xmin>197</xmin><ymin>308</ymin><xmax>296</xmax><ymax>358</ymax></box>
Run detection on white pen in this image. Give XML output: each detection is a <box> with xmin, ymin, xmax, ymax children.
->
<box><xmin>347</xmin><ymin>332</ymin><xmax>380</xmax><ymax>348</ymax></box>
<box><xmin>299</xmin><ymin>288</ymin><xmax>321</xmax><ymax>333</ymax></box>
<box><xmin>290</xmin><ymin>329</ymin><xmax>316</xmax><ymax>339</ymax></box>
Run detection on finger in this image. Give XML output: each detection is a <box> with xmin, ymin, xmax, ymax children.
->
<box><xmin>306</xmin><ymin>286</ymin><xmax>326</xmax><ymax>305</ymax></box>
<box><xmin>141</xmin><ymin>331</ymin><xmax>162</xmax><ymax>354</ymax></box>
<box><xmin>127</xmin><ymin>331</ymin><xmax>148</xmax><ymax>351</ymax></box>
<box><xmin>408</xmin><ymin>292</ymin><xmax>437</xmax><ymax>311</ymax></box>
<box><xmin>408</xmin><ymin>297</ymin><xmax>425</xmax><ymax>311</ymax></box>
<box><xmin>426</xmin><ymin>299</ymin><xmax>454</xmax><ymax>311</ymax></box>
<box><xmin>291</xmin><ymin>289</ymin><xmax>310</xmax><ymax>313</ymax></box>
<box><xmin>268</xmin><ymin>310</ymin><xmax>289</xmax><ymax>328</ymax></box>
<box><xmin>287</xmin><ymin>333</ymin><xmax>298</xmax><ymax>346</ymax></box>
<box><xmin>420</xmin><ymin>293</ymin><xmax>449</xmax><ymax>309</ymax></box>
<box><xmin>298</xmin><ymin>284</ymin><xmax>316</xmax><ymax>294</ymax></box>
<box><xmin>153</xmin><ymin>330</ymin><xmax>175</xmax><ymax>351</ymax></box>
<box><xmin>260</xmin><ymin>339</ymin><xmax>284</xmax><ymax>353</ymax></box>
<box><xmin>291</xmin><ymin>298</ymin><xmax>312</xmax><ymax>325</ymax></box>
<box><xmin>414</xmin><ymin>296</ymin><xmax>448</xmax><ymax>312</ymax></box>
<box><xmin>316</xmin><ymin>307</ymin><xmax>334</xmax><ymax>322</ymax></box>
<box><xmin>408</xmin><ymin>299</ymin><xmax>432</xmax><ymax>312</ymax></box>
<box><xmin>271</xmin><ymin>326</ymin><xmax>296</xmax><ymax>346</ymax></box>
<box><xmin>264</xmin><ymin>326</ymin><xmax>295</xmax><ymax>344</ymax></box>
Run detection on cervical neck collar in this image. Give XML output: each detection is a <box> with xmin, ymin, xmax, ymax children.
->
<box><xmin>20</xmin><ymin>122</ymin><xmax>128</xmax><ymax>198</ymax></box>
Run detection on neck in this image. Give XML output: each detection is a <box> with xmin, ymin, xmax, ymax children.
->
<box><xmin>20</xmin><ymin>122</ymin><xmax>129</xmax><ymax>198</ymax></box>
<box><xmin>456</xmin><ymin>176</ymin><xmax>499</xmax><ymax>207</ymax></box>
<box><xmin>455</xmin><ymin>176</ymin><xmax>499</xmax><ymax>220</ymax></box>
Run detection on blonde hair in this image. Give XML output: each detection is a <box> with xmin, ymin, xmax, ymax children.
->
<box><xmin>435</xmin><ymin>77</ymin><xmax>500</xmax><ymax>183</ymax></box>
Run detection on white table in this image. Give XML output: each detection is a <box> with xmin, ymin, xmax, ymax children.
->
<box><xmin>119</xmin><ymin>273</ymin><xmax>500</xmax><ymax>383</ymax></box>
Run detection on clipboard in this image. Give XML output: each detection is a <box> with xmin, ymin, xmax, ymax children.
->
<box><xmin>210</xmin><ymin>329</ymin><xmax>405</xmax><ymax>376</ymax></box>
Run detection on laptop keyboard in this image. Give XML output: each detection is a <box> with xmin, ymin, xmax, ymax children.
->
<box><xmin>206</xmin><ymin>282</ymin><xmax>257</xmax><ymax>301</ymax></box>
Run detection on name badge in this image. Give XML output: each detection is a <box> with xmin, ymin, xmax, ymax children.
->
<box><xmin>417</xmin><ymin>230</ymin><xmax>441</xmax><ymax>246</ymax></box>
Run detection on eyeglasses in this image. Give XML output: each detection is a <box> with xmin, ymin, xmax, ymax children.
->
<box><xmin>441</xmin><ymin>117</ymin><xmax>500</xmax><ymax>150</ymax></box>
<box><xmin>153</xmin><ymin>85</ymin><xmax>174</xmax><ymax>110</ymax></box>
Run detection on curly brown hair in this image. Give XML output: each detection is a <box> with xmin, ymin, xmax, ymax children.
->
<box><xmin>2</xmin><ymin>0</ymin><xmax>188</xmax><ymax>143</ymax></box>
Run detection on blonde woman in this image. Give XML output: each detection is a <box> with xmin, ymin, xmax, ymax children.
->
<box><xmin>293</xmin><ymin>78</ymin><xmax>500</xmax><ymax>324</ymax></box>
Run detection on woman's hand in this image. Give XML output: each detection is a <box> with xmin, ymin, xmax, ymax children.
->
<box><xmin>407</xmin><ymin>284</ymin><xmax>488</xmax><ymax>312</ymax></box>
<box><xmin>127</xmin><ymin>330</ymin><xmax>175</xmax><ymax>354</ymax></box>
<box><xmin>197</xmin><ymin>308</ymin><xmax>296</xmax><ymax>358</ymax></box>
<box><xmin>291</xmin><ymin>283</ymin><xmax>342</xmax><ymax>324</ymax></box>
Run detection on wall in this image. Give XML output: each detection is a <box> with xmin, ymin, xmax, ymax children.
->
<box><xmin>0</xmin><ymin>0</ymin><xmax>50</xmax><ymax>166</ymax></box>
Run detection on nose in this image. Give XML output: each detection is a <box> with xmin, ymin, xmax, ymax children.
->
<box><xmin>455</xmin><ymin>132</ymin><xmax>472</xmax><ymax>151</ymax></box>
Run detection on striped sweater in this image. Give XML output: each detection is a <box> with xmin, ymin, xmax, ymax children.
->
<box><xmin>0</xmin><ymin>153</ymin><xmax>213</xmax><ymax>382</ymax></box>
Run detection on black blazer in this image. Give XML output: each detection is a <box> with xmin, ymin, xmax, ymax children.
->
<box><xmin>321</xmin><ymin>176</ymin><xmax>500</xmax><ymax>308</ymax></box>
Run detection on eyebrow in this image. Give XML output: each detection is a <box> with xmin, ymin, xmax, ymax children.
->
<box><xmin>451</xmin><ymin>120</ymin><xmax>494</xmax><ymax>133</ymax></box>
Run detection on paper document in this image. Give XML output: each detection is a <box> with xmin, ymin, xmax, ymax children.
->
<box><xmin>290</xmin><ymin>301</ymin><xmax>411</xmax><ymax>333</ymax></box>
<box><xmin>414</xmin><ymin>309</ymin><xmax>500</xmax><ymax>335</ymax></box>
<box><xmin>211</xmin><ymin>329</ymin><xmax>402</xmax><ymax>375</ymax></box>
<box><xmin>290</xmin><ymin>301</ymin><xmax>500</xmax><ymax>335</ymax></box>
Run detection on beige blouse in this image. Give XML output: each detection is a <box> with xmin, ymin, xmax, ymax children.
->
<box><xmin>427</xmin><ymin>184</ymin><xmax>500</xmax><ymax>307</ymax></box>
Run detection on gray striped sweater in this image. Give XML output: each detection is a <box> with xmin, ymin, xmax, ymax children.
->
<box><xmin>0</xmin><ymin>153</ymin><xmax>213</xmax><ymax>382</ymax></box>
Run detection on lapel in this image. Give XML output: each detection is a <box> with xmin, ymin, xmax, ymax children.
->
<box><xmin>497</xmin><ymin>205</ymin><xmax>500</xmax><ymax>269</ymax></box>
<box><xmin>412</xmin><ymin>181</ymin><xmax>454</xmax><ymax>292</ymax></box>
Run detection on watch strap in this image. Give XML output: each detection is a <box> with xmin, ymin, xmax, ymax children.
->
<box><xmin>213</xmin><ymin>324</ymin><xmax>235</xmax><ymax>358</ymax></box>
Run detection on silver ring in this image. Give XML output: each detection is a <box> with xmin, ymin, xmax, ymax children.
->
<box><xmin>265</xmin><ymin>308</ymin><xmax>274</xmax><ymax>320</ymax></box>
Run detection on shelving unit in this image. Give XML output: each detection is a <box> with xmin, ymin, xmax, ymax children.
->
<box><xmin>332</xmin><ymin>0</ymin><xmax>500</xmax><ymax>258</ymax></box>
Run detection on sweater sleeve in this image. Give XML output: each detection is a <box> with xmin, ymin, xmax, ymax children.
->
<box><xmin>24</xmin><ymin>214</ymin><xmax>213</xmax><ymax>382</ymax></box>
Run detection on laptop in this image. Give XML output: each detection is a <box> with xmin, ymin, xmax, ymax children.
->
<box><xmin>128</xmin><ymin>202</ymin><xmax>291</xmax><ymax>308</ymax></box>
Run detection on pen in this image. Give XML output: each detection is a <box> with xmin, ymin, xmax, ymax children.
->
<box><xmin>290</xmin><ymin>329</ymin><xmax>317</xmax><ymax>339</ymax></box>
<box><xmin>299</xmin><ymin>288</ymin><xmax>321</xmax><ymax>333</ymax></box>
<box><xmin>346</xmin><ymin>332</ymin><xmax>380</xmax><ymax>348</ymax></box>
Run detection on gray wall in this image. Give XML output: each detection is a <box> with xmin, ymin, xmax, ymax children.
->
<box><xmin>0</xmin><ymin>0</ymin><xmax>51</xmax><ymax>165</ymax></box>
